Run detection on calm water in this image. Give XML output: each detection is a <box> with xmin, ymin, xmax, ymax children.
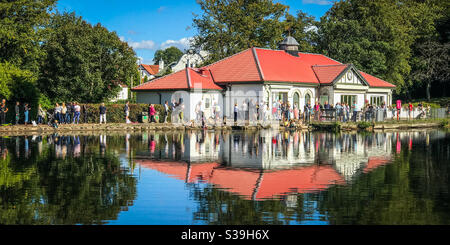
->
<box><xmin>0</xmin><ymin>129</ymin><xmax>449</xmax><ymax>225</ymax></box>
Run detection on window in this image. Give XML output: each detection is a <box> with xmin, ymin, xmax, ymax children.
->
<box><xmin>293</xmin><ymin>92</ymin><xmax>300</xmax><ymax>107</ymax></box>
<box><xmin>341</xmin><ymin>95</ymin><xmax>357</xmax><ymax>105</ymax></box>
<box><xmin>275</xmin><ymin>92</ymin><xmax>288</xmax><ymax>103</ymax></box>
<box><xmin>320</xmin><ymin>94</ymin><xmax>329</xmax><ymax>105</ymax></box>
<box><xmin>305</xmin><ymin>93</ymin><xmax>311</xmax><ymax>105</ymax></box>
<box><xmin>370</xmin><ymin>96</ymin><xmax>384</xmax><ymax>106</ymax></box>
<box><xmin>205</xmin><ymin>98</ymin><xmax>210</xmax><ymax>108</ymax></box>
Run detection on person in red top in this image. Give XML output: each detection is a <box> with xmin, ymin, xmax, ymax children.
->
<box><xmin>149</xmin><ymin>104</ymin><xmax>156</xmax><ymax>123</ymax></box>
<box><xmin>408</xmin><ymin>102</ymin><xmax>413</xmax><ymax>120</ymax></box>
<box><xmin>396</xmin><ymin>100</ymin><xmax>402</xmax><ymax>121</ymax></box>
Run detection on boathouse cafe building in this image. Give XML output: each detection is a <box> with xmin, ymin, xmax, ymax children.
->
<box><xmin>131</xmin><ymin>36</ymin><xmax>396</xmax><ymax>121</ymax></box>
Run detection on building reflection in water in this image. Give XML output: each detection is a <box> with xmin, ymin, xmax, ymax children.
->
<box><xmin>0</xmin><ymin>129</ymin><xmax>448</xmax><ymax>224</ymax></box>
<box><xmin>4</xmin><ymin>129</ymin><xmax>444</xmax><ymax>202</ymax></box>
<box><xmin>133</xmin><ymin>129</ymin><xmax>443</xmax><ymax>201</ymax></box>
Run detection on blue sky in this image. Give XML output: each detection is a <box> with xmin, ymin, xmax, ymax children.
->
<box><xmin>56</xmin><ymin>0</ymin><xmax>333</xmax><ymax>65</ymax></box>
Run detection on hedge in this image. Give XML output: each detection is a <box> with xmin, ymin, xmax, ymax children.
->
<box><xmin>81</xmin><ymin>103</ymin><xmax>166</xmax><ymax>123</ymax></box>
<box><xmin>4</xmin><ymin>103</ymin><xmax>167</xmax><ymax>124</ymax></box>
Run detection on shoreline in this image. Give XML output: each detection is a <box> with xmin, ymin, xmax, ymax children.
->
<box><xmin>0</xmin><ymin>120</ymin><xmax>446</xmax><ymax>136</ymax></box>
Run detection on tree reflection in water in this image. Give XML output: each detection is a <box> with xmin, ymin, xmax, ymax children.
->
<box><xmin>0</xmin><ymin>130</ymin><xmax>449</xmax><ymax>225</ymax></box>
<box><xmin>0</xmin><ymin>134</ymin><xmax>137</xmax><ymax>225</ymax></box>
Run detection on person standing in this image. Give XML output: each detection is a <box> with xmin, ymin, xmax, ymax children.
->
<box><xmin>55</xmin><ymin>103</ymin><xmax>62</xmax><ymax>124</ymax></box>
<box><xmin>408</xmin><ymin>102</ymin><xmax>413</xmax><ymax>120</ymax></box>
<box><xmin>304</xmin><ymin>102</ymin><xmax>310</xmax><ymax>123</ymax></box>
<box><xmin>178</xmin><ymin>98</ymin><xmax>184</xmax><ymax>122</ymax></box>
<box><xmin>149</xmin><ymin>104</ymin><xmax>156</xmax><ymax>123</ymax></box>
<box><xmin>164</xmin><ymin>100</ymin><xmax>170</xmax><ymax>123</ymax></box>
<box><xmin>124</xmin><ymin>101</ymin><xmax>130</xmax><ymax>123</ymax></box>
<box><xmin>37</xmin><ymin>104</ymin><xmax>45</xmax><ymax>124</ymax></box>
<box><xmin>73</xmin><ymin>102</ymin><xmax>81</xmax><ymax>124</ymax></box>
<box><xmin>61</xmin><ymin>103</ymin><xmax>67</xmax><ymax>124</ymax></box>
<box><xmin>99</xmin><ymin>103</ymin><xmax>107</xmax><ymax>124</ymax></box>
<box><xmin>15</xmin><ymin>102</ymin><xmax>20</xmax><ymax>125</ymax></box>
<box><xmin>234</xmin><ymin>103</ymin><xmax>238</xmax><ymax>123</ymax></box>
<box><xmin>335</xmin><ymin>102</ymin><xmax>342</xmax><ymax>122</ymax></box>
<box><xmin>352</xmin><ymin>102</ymin><xmax>359</xmax><ymax>122</ymax></box>
<box><xmin>0</xmin><ymin>99</ymin><xmax>8</xmax><ymax>125</ymax></box>
<box><xmin>214</xmin><ymin>102</ymin><xmax>221</xmax><ymax>122</ymax></box>
<box><xmin>396</xmin><ymin>100</ymin><xmax>402</xmax><ymax>121</ymax></box>
<box><xmin>24</xmin><ymin>103</ymin><xmax>30</xmax><ymax>125</ymax></box>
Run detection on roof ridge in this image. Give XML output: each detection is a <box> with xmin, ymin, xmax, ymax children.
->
<box><xmin>186</xmin><ymin>68</ymin><xmax>192</xmax><ymax>89</ymax></box>
<box><xmin>252</xmin><ymin>47</ymin><xmax>265</xmax><ymax>81</ymax></box>
<box><xmin>312</xmin><ymin>64</ymin><xmax>349</xmax><ymax>68</ymax></box>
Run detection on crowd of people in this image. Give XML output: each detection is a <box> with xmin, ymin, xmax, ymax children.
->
<box><xmin>0</xmin><ymin>99</ymin><xmax>133</xmax><ymax>126</ymax></box>
<box><xmin>0</xmin><ymin>97</ymin><xmax>446</xmax><ymax>127</ymax></box>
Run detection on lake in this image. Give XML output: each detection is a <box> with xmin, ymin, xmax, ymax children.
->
<box><xmin>0</xmin><ymin>129</ymin><xmax>449</xmax><ymax>225</ymax></box>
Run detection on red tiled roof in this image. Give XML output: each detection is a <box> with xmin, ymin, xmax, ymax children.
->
<box><xmin>256</xmin><ymin>165</ymin><xmax>345</xmax><ymax>199</ymax></box>
<box><xmin>205</xmin><ymin>48</ymin><xmax>262</xmax><ymax>83</ymax></box>
<box><xmin>257</xmin><ymin>49</ymin><xmax>317</xmax><ymax>83</ymax></box>
<box><xmin>311</xmin><ymin>64</ymin><xmax>349</xmax><ymax>84</ymax></box>
<box><xmin>137</xmin><ymin>160</ymin><xmax>345</xmax><ymax>200</ymax></box>
<box><xmin>188</xmin><ymin>68</ymin><xmax>223</xmax><ymax>90</ymax></box>
<box><xmin>141</xmin><ymin>64</ymin><xmax>160</xmax><ymax>75</ymax></box>
<box><xmin>132</xmin><ymin>68</ymin><xmax>223</xmax><ymax>91</ymax></box>
<box><xmin>363</xmin><ymin>157</ymin><xmax>392</xmax><ymax>173</ymax></box>
<box><xmin>132</xmin><ymin>48</ymin><xmax>396</xmax><ymax>90</ymax></box>
<box><xmin>360</xmin><ymin>71</ymin><xmax>396</xmax><ymax>88</ymax></box>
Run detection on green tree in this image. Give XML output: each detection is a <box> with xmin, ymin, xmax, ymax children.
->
<box><xmin>316</xmin><ymin>0</ymin><xmax>445</xmax><ymax>97</ymax></box>
<box><xmin>284</xmin><ymin>11</ymin><xmax>318</xmax><ymax>53</ymax></box>
<box><xmin>192</xmin><ymin>0</ymin><xmax>289</xmax><ymax>64</ymax></box>
<box><xmin>0</xmin><ymin>0</ymin><xmax>56</xmax><ymax>73</ymax></box>
<box><xmin>411</xmin><ymin>41</ymin><xmax>449</xmax><ymax>101</ymax></box>
<box><xmin>153</xmin><ymin>46</ymin><xmax>184</xmax><ymax>65</ymax></box>
<box><xmin>38</xmin><ymin>12</ymin><xmax>138</xmax><ymax>103</ymax></box>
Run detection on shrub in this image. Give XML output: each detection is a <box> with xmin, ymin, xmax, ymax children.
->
<box><xmin>357</xmin><ymin>121</ymin><xmax>373</xmax><ymax>130</ymax></box>
<box><xmin>44</xmin><ymin>103</ymin><xmax>165</xmax><ymax>123</ymax></box>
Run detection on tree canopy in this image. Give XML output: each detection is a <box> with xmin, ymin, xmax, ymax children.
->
<box><xmin>153</xmin><ymin>46</ymin><xmax>184</xmax><ymax>65</ymax></box>
<box><xmin>38</xmin><ymin>12</ymin><xmax>138</xmax><ymax>103</ymax></box>
<box><xmin>315</xmin><ymin>0</ymin><xmax>447</xmax><ymax>97</ymax></box>
<box><xmin>192</xmin><ymin>0</ymin><xmax>290</xmax><ymax>64</ymax></box>
<box><xmin>192</xmin><ymin>0</ymin><xmax>449</xmax><ymax>100</ymax></box>
<box><xmin>0</xmin><ymin>0</ymin><xmax>57</xmax><ymax>73</ymax></box>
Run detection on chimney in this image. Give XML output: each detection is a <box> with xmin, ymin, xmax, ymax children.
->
<box><xmin>158</xmin><ymin>59</ymin><xmax>164</xmax><ymax>72</ymax></box>
<box><xmin>278</xmin><ymin>36</ymin><xmax>300</xmax><ymax>57</ymax></box>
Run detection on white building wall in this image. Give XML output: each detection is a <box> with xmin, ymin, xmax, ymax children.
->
<box><xmin>225</xmin><ymin>84</ymin><xmax>264</xmax><ymax>118</ymax></box>
<box><xmin>190</xmin><ymin>91</ymin><xmax>223</xmax><ymax>120</ymax></box>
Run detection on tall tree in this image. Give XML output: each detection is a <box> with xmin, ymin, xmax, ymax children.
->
<box><xmin>38</xmin><ymin>12</ymin><xmax>138</xmax><ymax>103</ymax></box>
<box><xmin>0</xmin><ymin>0</ymin><xmax>56</xmax><ymax>73</ymax></box>
<box><xmin>316</xmin><ymin>0</ymin><xmax>445</xmax><ymax>96</ymax></box>
<box><xmin>411</xmin><ymin>41</ymin><xmax>449</xmax><ymax>101</ymax></box>
<box><xmin>153</xmin><ymin>46</ymin><xmax>184</xmax><ymax>65</ymax></box>
<box><xmin>192</xmin><ymin>0</ymin><xmax>289</xmax><ymax>64</ymax></box>
<box><xmin>284</xmin><ymin>11</ymin><xmax>318</xmax><ymax>53</ymax></box>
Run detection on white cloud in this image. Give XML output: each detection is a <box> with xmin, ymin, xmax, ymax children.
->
<box><xmin>160</xmin><ymin>37</ymin><xmax>193</xmax><ymax>51</ymax></box>
<box><xmin>305</xmin><ymin>25</ymin><xmax>318</xmax><ymax>33</ymax></box>
<box><xmin>128</xmin><ymin>40</ymin><xmax>157</xmax><ymax>50</ymax></box>
<box><xmin>302</xmin><ymin>0</ymin><xmax>333</xmax><ymax>5</ymax></box>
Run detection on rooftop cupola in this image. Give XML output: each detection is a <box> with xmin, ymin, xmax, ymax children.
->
<box><xmin>278</xmin><ymin>36</ymin><xmax>299</xmax><ymax>57</ymax></box>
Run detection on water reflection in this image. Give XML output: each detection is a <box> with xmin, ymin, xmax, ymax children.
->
<box><xmin>134</xmin><ymin>130</ymin><xmax>399</xmax><ymax>200</ymax></box>
<box><xmin>0</xmin><ymin>129</ymin><xmax>449</xmax><ymax>225</ymax></box>
<box><xmin>0</xmin><ymin>133</ymin><xmax>138</xmax><ymax>225</ymax></box>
